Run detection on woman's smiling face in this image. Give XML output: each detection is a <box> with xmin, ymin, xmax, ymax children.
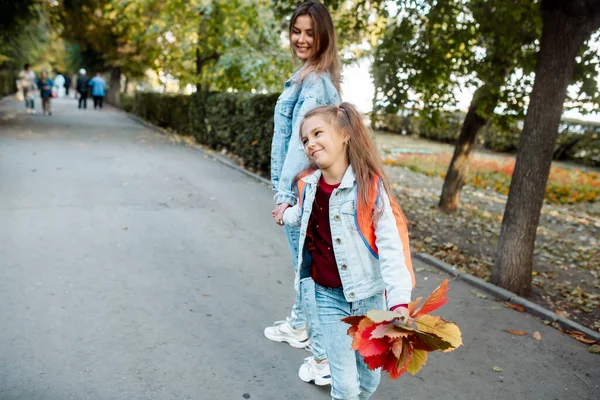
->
<box><xmin>291</xmin><ymin>15</ymin><xmax>316</xmax><ymax>61</ymax></box>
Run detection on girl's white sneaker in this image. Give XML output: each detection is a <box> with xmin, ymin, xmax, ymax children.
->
<box><xmin>298</xmin><ymin>357</ymin><xmax>331</xmax><ymax>386</ymax></box>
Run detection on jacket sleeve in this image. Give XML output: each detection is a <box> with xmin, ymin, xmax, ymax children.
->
<box><xmin>374</xmin><ymin>188</ymin><xmax>413</xmax><ymax>307</ymax></box>
<box><xmin>283</xmin><ymin>204</ymin><xmax>302</xmax><ymax>227</ymax></box>
<box><xmin>275</xmin><ymin>75</ymin><xmax>337</xmax><ymax>205</ymax></box>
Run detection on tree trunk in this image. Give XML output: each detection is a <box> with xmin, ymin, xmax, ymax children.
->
<box><xmin>438</xmin><ymin>73</ymin><xmax>507</xmax><ymax>212</ymax></box>
<box><xmin>491</xmin><ymin>3</ymin><xmax>599</xmax><ymax>296</ymax></box>
<box><xmin>106</xmin><ymin>66</ymin><xmax>121</xmax><ymax>106</ymax></box>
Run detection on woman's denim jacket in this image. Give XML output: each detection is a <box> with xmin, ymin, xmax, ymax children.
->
<box><xmin>282</xmin><ymin>166</ymin><xmax>413</xmax><ymax>308</ymax></box>
<box><xmin>271</xmin><ymin>69</ymin><xmax>340</xmax><ymax>205</ymax></box>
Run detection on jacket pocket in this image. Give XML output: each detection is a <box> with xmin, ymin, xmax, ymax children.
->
<box><xmin>340</xmin><ymin>199</ymin><xmax>357</xmax><ymax>232</ymax></box>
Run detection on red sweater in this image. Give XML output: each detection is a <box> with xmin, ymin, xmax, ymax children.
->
<box><xmin>306</xmin><ymin>177</ymin><xmax>342</xmax><ymax>288</ymax></box>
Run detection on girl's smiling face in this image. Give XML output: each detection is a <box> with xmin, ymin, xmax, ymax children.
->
<box><xmin>301</xmin><ymin>115</ymin><xmax>348</xmax><ymax>170</ymax></box>
<box><xmin>291</xmin><ymin>15</ymin><xmax>316</xmax><ymax>61</ymax></box>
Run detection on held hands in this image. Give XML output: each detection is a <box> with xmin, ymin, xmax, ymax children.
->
<box><xmin>272</xmin><ymin>203</ymin><xmax>290</xmax><ymax>226</ymax></box>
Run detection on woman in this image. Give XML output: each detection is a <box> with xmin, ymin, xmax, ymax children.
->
<box><xmin>36</xmin><ymin>71</ymin><xmax>53</xmax><ymax>116</ymax></box>
<box><xmin>266</xmin><ymin>0</ymin><xmax>341</xmax><ymax>386</ymax></box>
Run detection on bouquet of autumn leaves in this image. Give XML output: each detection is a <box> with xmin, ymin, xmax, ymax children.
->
<box><xmin>342</xmin><ymin>279</ymin><xmax>462</xmax><ymax>379</ymax></box>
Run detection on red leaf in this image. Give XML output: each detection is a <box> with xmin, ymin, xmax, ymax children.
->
<box><xmin>358</xmin><ymin>335</ymin><xmax>390</xmax><ymax>357</ymax></box>
<box><xmin>413</xmin><ymin>279</ymin><xmax>449</xmax><ymax>317</ymax></box>
<box><xmin>363</xmin><ymin>352</ymin><xmax>390</xmax><ymax>370</ymax></box>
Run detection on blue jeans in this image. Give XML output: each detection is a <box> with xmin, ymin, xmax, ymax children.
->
<box><xmin>284</xmin><ymin>225</ymin><xmax>327</xmax><ymax>360</ymax></box>
<box><xmin>315</xmin><ymin>284</ymin><xmax>385</xmax><ymax>400</ymax></box>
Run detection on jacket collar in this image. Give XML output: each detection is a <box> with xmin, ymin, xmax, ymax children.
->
<box><xmin>301</xmin><ymin>165</ymin><xmax>355</xmax><ymax>189</ymax></box>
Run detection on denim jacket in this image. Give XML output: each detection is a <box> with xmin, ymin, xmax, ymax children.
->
<box><xmin>271</xmin><ymin>69</ymin><xmax>340</xmax><ymax>205</ymax></box>
<box><xmin>282</xmin><ymin>166</ymin><xmax>413</xmax><ymax>307</ymax></box>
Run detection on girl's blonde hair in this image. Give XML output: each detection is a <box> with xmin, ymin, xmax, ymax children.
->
<box><xmin>300</xmin><ymin>102</ymin><xmax>404</xmax><ymax>222</ymax></box>
<box><xmin>289</xmin><ymin>1</ymin><xmax>341</xmax><ymax>94</ymax></box>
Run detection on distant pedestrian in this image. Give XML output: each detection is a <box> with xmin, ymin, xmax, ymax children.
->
<box><xmin>54</xmin><ymin>72</ymin><xmax>65</xmax><ymax>99</ymax></box>
<box><xmin>36</xmin><ymin>70</ymin><xmax>53</xmax><ymax>116</ymax></box>
<box><xmin>64</xmin><ymin>74</ymin><xmax>71</xmax><ymax>98</ymax></box>
<box><xmin>76</xmin><ymin>68</ymin><xmax>89</xmax><ymax>109</ymax></box>
<box><xmin>88</xmin><ymin>72</ymin><xmax>106</xmax><ymax>110</ymax></box>
<box><xmin>18</xmin><ymin>63</ymin><xmax>36</xmax><ymax>114</ymax></box>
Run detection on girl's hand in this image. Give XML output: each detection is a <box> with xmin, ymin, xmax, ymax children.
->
<box><xmin>272</xmin><ymin>203</ymin><xmax>290</xmax><ymax>226</ymax></box>
<box><xmin>391</xmin><ymin>305</ymin><xmax>409</xmax><ymax>317</ymax></box>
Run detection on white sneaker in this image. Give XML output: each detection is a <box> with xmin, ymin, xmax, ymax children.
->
<box><xmin>31</xmin><ymin>110</ymin><xmax>36</xmax><ymax>115</ymax></box>
<box><xmin>264</xmin><ymin>318</ymin><xmax>310</xmax><ymax>349</ymax></box>
<box><xmin>298</xmin><ymin>357</ymin><xmax>331</xmax><ymax>386</ymax></box>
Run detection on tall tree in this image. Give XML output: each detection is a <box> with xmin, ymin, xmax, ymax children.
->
<box><xmin>372</xmin><ymin>0</ymin><xmax>598</xmax><ymax>212</ymax></box>
<box><xmin>492</xmin><ymin>0</ymin><xmax>600</xmax><ymax>295</ymax></box>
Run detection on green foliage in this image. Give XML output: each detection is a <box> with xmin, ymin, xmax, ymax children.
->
<box><xmin>0</xmin><ymin>71</ymin><xmax>18</xmax><ymax>97</ymax></box>
<box><xmin>123</xmin><ymin>90</ymin><xmax>278</xmax><ymax>174</ymax></box>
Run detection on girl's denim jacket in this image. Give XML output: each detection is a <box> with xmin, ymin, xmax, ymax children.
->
<box><xmin>282</xmin><ymin>166</ymin><xmax>413</xmax><ymax>308</ymax></box>
<box><xmin>271</xmin><ymin>69</ymin><xmax>340</xmax><ymax>205</ymax></box>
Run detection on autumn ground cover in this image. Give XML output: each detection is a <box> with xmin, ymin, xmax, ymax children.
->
<box><xmin>375</xmin><ymin>132</ymin><xmax>600</xmax><ymax>334</ymax></box>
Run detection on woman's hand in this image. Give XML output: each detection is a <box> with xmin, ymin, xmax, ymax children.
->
<box><xmin>272</xmin><ymin>203</ymin><xmax>290</xmax><ymax>226</ymax></box>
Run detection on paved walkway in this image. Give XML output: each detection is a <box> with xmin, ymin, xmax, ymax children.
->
<box><xmin>0</xmin><ymin>96</ymin><xmax>598</xmax><ymax>399</ymax></box>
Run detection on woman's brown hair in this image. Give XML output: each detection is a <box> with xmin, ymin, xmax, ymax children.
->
<box><xmin>289</xmin><ymin>1</ymin><xmax>341</xmax><ymax>94</ymax></box>
<box><xmin>300</xmin><ymin>102</ymin><xmax>404</xmax><ymax>222</ymax></box>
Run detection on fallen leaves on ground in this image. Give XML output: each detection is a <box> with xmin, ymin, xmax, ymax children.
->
<box><xmin>382</xmin><ymin>157</ymin><xmax>600</xmax><ymax>335</ymax></box>
<box><xmin>505</xmin><ymin>302</ymin><xmax>526</xmax><ymax>313</ymax></box>
<box><xmin>532</xmin><ymin>331</ymin><xmax>542</xmax><ymax>341</ymax></box>
<box><xmin>558</xmin><ymin>329</ymin><xmax>597</xmax><ymax>344</ymax></box>
<box><xmin>504</xmin><ymin>330</ymin><xmax>528</xmax><ymax>336</ymax></box>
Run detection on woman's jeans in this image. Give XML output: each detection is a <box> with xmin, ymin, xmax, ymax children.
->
<box><xmin>315</xmin><ymin>284</ymin><xmax>384</xmax><ymax>400</ymax></box>
<box><xmin>284</xmin><ymin>225</ymin><xmax>326</xmax><ymax>360</ymax></box>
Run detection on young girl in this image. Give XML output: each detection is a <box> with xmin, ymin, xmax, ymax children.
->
<box><xmin>281</xmin><ymin>102</ymin><xmax>415</xmax><ymax>400</ymax></box>
<box><xmin>267</xmin><ymin>0</ymin><xmax>341</xmax><ymax>385</ymax></box>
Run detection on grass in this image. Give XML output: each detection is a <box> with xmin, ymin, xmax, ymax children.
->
<box><xmin>383</xmin><ymin>154</ymin><xmax>599</xmax><ymax>204</ymax></box>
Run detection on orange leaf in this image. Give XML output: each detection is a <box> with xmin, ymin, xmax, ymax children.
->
<box><xmin>557</xmin><ymin>328</ymin><xmax>596</xmax><ymax>344</ymax></box>
<box><xmin>413</xmin><ymin>279</ymin><xmax>449</xmax><ymax>317</ymax></box>
<box><xmin>408</xmin><ymin>296</ymin><xmax>423</xmax><ymax>316</ymax></box>
<box><xmin>351</xmin><ymin>317</ymin><xmax>375</xmax><ymax>350</ymax></box>
<box><xmin>504</xmin><ymin>330</ymin><xmax>528</xmax><ymax>336</ymax></box>
<box><xmin>504</xmin><ymin>302</ymin><xmax>525</xmax><ymax>313</ymax></box>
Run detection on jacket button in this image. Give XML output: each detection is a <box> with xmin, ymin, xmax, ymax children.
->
<box><xmin>334</xmin><ymin>215</ymin><xmax>340</xmax><ymax>221</ymax></box>
<box><xmin>341</xmin><ymin>264</ymin><xmax>347</xmax><ymax>270</ymax></box>
<box><xmin>335</xmin><ymin>238</ymin><xmax>341</xmax><ymax>244</ymax></box>
<box><xmin>349</xmin><ymin>292</ymin><xmax>355</xmax><ymax>298</ymax></box>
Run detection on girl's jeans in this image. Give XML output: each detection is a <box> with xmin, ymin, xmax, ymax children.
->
<box><xmin>284</xmin><ymin>225</ymin><xmax>326</xmax><ymax>360</ymax></box>
<box><xmin>315</xmin><ymin>284</ymin><xmax>384</xmax><ymax>400</ymax></box>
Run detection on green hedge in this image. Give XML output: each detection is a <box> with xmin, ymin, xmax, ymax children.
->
<box><xmin>0</xmin><ymin>71</ymin><xmax>17</xmax><ymax>97</ymax></box>
<box><xmin>121</xmin><ymin>91</ymin><xmax>279</xmax><ymax>174</ymax></box>
<box><xmin>374</xmin><ymin>111</ymin><xmax>600</xmax><ymax>167</ymax></box>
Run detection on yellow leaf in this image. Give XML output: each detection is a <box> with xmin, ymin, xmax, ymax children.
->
<box><xmin>367</xmin><ymin>309</ymin><xmax>402</xmax><ymax>323</ymax></box>
<box><xmin>407</xmin><ymin>349</ymin><xmax>428</xmax><ymax>375</ymax></box>
<box><xmin>415</xmin><ymin>314</ymin><xmax>462</xmax><ymax>351</ymax></box>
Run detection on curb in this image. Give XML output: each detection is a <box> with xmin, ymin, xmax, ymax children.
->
<box><xmin>120</xmin><ymin>107</ymin><xmax>600</xmax><ymax>344</ymax></box>
<box><xmin>414</xmin><ymin>253</ymin><xmax>600</xmax><ymax>342</ymax></box>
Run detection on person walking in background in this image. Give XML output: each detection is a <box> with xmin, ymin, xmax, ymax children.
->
<box><xmin>36</xmin><ymin>70</ymin><xmax>53</xmax><ymax>116</ymax></box>
<box><xmin>267</xmin><ymin>0</ymin><xmax>341</xmax><ymax>386</ymax></box>
<box><xmin>53</xmin><ymin>72</ymin><xmax>65</xmax><ymax>99</ymax></box>
<box><xmin>64</xmin><ymin>74</ymin><xmax>71</xmax><ymax>98</ymax></box>
<box><xmin>76</xmin><ymin>68</ymin><xmax>89</xmax><ymax>109</ymax></box>
<box><xmin>88</xmin><ymin>72</ymin><xmax>106</xmax><ymax>110</ymax></box>
<box><xmin>18</xmin><ymin>63</ymin><xmax>36</xmax><ymax>114</ymax></box>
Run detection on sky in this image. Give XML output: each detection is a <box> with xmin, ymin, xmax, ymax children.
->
<box><xmin>341</xmin><ymin>59</ymin><xmax>600</xmax><ymax>123</ymax></box>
